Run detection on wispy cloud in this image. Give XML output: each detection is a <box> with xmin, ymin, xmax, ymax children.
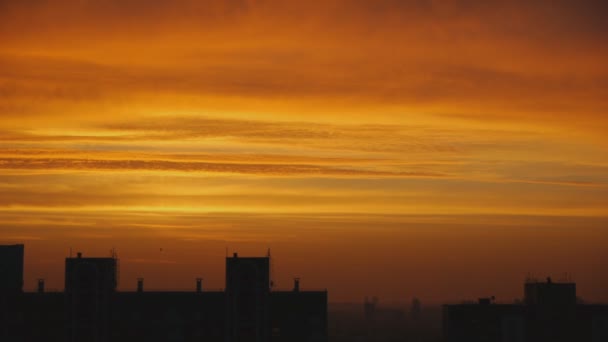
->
<box><xmin>1</xmin><ymin>0</ymin><xmax>608</xmax><ymax>302</ymax></box>
<box><xmin>0</xmin><ymin>157</ymin><xmax>446</xmax><ymax>177</ymax></box>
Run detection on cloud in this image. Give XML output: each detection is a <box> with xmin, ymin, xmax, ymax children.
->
<box><xmin>493</xmin><ymin>178</ymin><xmax>606</xmax><ymax>188</ymax></box>
<box><xmin>0</xmin><ymin>114</ymin><xmax>468</xmax><ymax>156</ymax></box>
<box><xmin>1</xmin><ymin>0</ymin><xmax>608</xmax><ymax>303</ymax></box>
<box><xmin>0</xmin><ymin>157</ymin><xmax>446</xmax><ymax>178</ymax></box>
<box><xmin>1</xmin><ymin>52</ymin><xmax>605</xmax><ymax>119</ymax></box>
<box><xmin>1</xmin><ymin>0</ymin><xmax>607</xmax><ymax>131</ymax></box>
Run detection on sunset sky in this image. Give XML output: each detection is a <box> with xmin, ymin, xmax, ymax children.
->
<box><xmin>1</xmin><ymin>0</ymin><xmax>607</xmax><ymax>303</ymax></box>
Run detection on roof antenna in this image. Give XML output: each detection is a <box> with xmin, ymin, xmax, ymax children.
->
<box><xmin>268</xmin><ymin>247</ymin><xmax>275</xmax><ymax>290</ymax></box>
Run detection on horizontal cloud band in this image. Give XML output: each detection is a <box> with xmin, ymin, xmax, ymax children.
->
<box><xmin>0</xmin><ymin>157</ymin><xmax>445</xmax><ymax>177</ymax></box>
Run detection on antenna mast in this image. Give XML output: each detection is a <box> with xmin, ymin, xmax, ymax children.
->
<box><xmin>268</xmin><ymin>248</ymin><xmax>274</xmax><ymax>290</ymax></box>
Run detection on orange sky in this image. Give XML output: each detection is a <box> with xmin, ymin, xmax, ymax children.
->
<box><xmin>0</xmin><ymin>0</ymin><xmax>607</xmax><ymax>303</ymax></box>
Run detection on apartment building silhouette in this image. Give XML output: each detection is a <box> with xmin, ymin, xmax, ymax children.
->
<box><xmin>0</xmin><ymin>244</ymin><xmax>327</xmax><ymax>342</ymax></box>
<box><xmin>443</xmin><ymin>278</ymin><xmax>608</xmax><ymax>342</ymax></box>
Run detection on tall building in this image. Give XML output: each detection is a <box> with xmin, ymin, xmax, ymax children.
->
<box><xmin>0</xmin><ymin>244</ymin><xmax>24</xmax><ymax>293</ymax></box>
<box><xmin>0</xmin><ymin>244</ymin><xmax>328</xmax><ymax>342</ymax></box>
<box><xmin>65</xmin><ymin>252</ymin><xmax>118</xmax><ymax>342</ymax></box>
<box><xmin>226</xmin><ymin>253</ymin><xmax>271</xmax><ymax>342</ymax></box>
<box><xmin>443</xmin><ymin>278</ymin><xmax>608</xmax><ymax>342</ymax></box>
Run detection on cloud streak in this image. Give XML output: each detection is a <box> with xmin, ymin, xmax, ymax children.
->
<box><xmin>1</xmin><ymin>0</ymin><xmax>608</xmax><ymax>302</ymax></box>
<box><xmin>0</xmin><ymin>157</ymin><xmax>446</xmax><ymax>178</ymax></box>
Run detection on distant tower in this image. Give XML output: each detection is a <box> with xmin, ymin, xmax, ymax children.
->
<box><xmin>65</xmin><ymin>252</ymin><xmax>118</xmax><ymax>342</ymax></box>
<box><xmin>196</xmin><ymin>278</ymin><xmax>203</xmax><ymax>293</ymax></box>
<box><xmin>364</xmin><ymin>296</ymin><xmax>378</xmax><ymax>322</ymax></box>
<box><xmin>410</xmin><ymin>297</ymin><xmax>422</xmax><ymax>321</ymax></box>
<box><xmin>0</xmin><ymin>244</ymin><xmax>24</xmax><ymax>293</ymax></box>
<box><xmin>37</xmin><ymin>279</ymin><xmax>45</xmax><ymax>293</ymax></box>
<box><xmin>225</xmin><ymin>252</ymin><xmax>270</xmax><ymax>342</ymax></box>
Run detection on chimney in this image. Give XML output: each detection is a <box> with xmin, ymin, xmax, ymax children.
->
<box><xmin>37</xmin><ymin>279</ymin><xmax>45</xmax><ymax>293</ymax></box>
<box><xmin>137</xmin><ymin>278</ymin><xmax>144</xmax><ymax>293</ymax></box>
<box><xmin>478</xmin><ymin>297</ymin><xmax>495</xmax><ymax>305</ymax></box>
<box><xmin>77</xmin><ymin>252</ymin><xmax>82</xmax><ymax>259</ymax></box>
<box><xmin>196</xmin><ymin>278</ymin><xmax>203</xmax><ymax>293</ymax></box>
<box><xmin>233</xmin><ymin>252</ymin><xmax>238</xmax><ymax>258</ymax></box>
<box><xmin>293</xmin><ymin>278</ymin><xmax>300</xmax><ymax>292</ymax></box>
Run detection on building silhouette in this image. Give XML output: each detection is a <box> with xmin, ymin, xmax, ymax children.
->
<box><xmin>0</xmin><ymin>244</ymin><xmax>327</xmax><ymax>342</ymax></box>
<box><xmin>0</xmin><ymin>244</ymin><xmax>24</xmax><ymax>293</ymax></box>
<box><xmin>65</xmin><ymin>253</ymin><xmax>118</xmax><ymax>342</ymax></box>
<box><xmin>443</xmin><ymin>278</ymin><xmax>608</xmax><ymax>342</ymax></box>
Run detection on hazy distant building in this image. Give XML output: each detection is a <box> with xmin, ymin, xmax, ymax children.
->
<box><xmin>410</xmin><ymin>297</ymin><xmax>422</xmax><ymax>321</ymax></box>
<box><xmin>443</xmin><ymin>278</ymin><xmax>608</xmax><ymax>342</ymax></box>
<box><xmin>0</xmin><ymin>244</ymin><xmax>327</xmax><ymax>342</ymax></box>
<box><xmin>364</xmin><ymin>296</ymin><xmax>378</xmax><ymax>322</ymax></box>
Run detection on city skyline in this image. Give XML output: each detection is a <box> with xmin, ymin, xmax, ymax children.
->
<box><xmin>0</xmin><ymin>243</ymin><xmax>328</xmax><ymax>342</ymax></box>
<box><xmin>3</xmin><ymin>243</ymin><xmax>607</xmax><ymax>341</ymax></box>
<box><xmin>8</xmin><ymin>240</ymin><xmax>608</xmax><ymax>305</ymax></box>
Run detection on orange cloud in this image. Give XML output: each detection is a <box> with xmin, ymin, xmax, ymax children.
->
<box><xmin>1</xmin><ymin>0</ymin><xmax>607</xmax><ymax>302</ymax></box>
